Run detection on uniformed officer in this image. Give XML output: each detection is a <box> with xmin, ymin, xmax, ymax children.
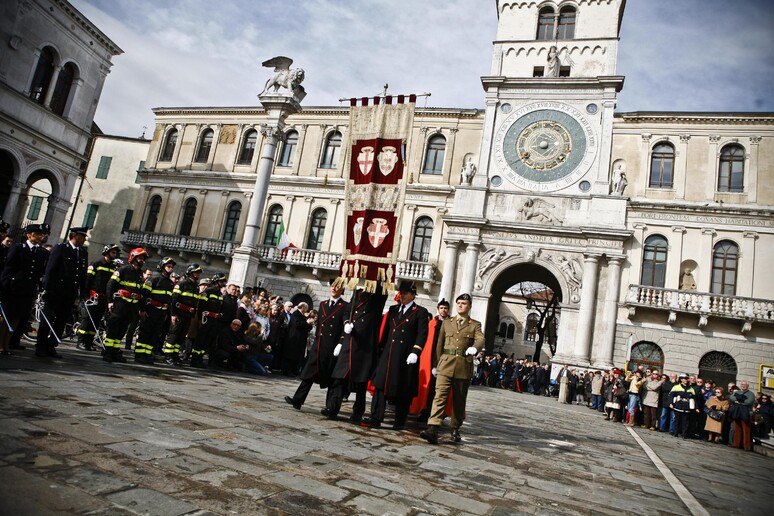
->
<box><xmin>0</xmin><ymin>220</ymin><xmax>10</xmax><ymax>278</ymax></box>
<box><xmin>420</xmin><ymin>293</ymin><xmax>485</xmax><ymax>444</ymax></box>
<box><xmin>192</xmin><ymin>272</ymin><xmax>226</xmax><ymax>367</ymax></box>
<box><xmin>285</xmin><ymin>279</ymin><xmax>349</xmax><ymax>411</ymax></box>
<box><xmin>135</xmin><ymin>257</ymin><xmax>175</xmax><ymax>364</ymax></box>
<box><xmin>36</xmin><ymin>226</ymin><xmax>89</xmax><ymax>358</ymax></box>
<box><xmin>366</xmin><ymin>280</ymin><xmax>429</xmax><ymax>430</ymax></box>
<box><xmin>0</xmin><ymin>223</ymin><xmax>50</xmax><ymax>355</ymax></box>
<box><xmin>77</xmin><ymin>243</ymin><xmax>120</xmax><ymax>350</ymax></box>
<box><xmin>163</xmin><ymin>263</ymin><xmax>203</xmax><ymax>367</ymax></box>
<box><xmin>103</xmin><ymin>248</ymin><xmax>147</xmax><ymax>363</ymax></box>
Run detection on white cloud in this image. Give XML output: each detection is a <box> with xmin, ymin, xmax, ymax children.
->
<box><xmin>70</xmin><ymin>0</ymin><xmax>774</xmax><ymax>136</ymax></box>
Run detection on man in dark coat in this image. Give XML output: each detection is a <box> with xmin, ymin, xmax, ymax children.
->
<box><xmin>283</xmin><ymin>302</ymin><xmax>314</xmax><ymax>375</ymax></box>
<box><xmin>284</xmin><ymin>280</ymin><xmax>348</xmax><ymax>410</ymax></box>
<box><xmin>0</xmin><ymin>220</ymin><xmax>10</xmax><ymax>278</ymax></box>
<box><xmin>325</xmin><ymin>286</ymin><xmax>388</xmax><ymax>422</ymax></box>
<box><xmin>36</xmin><ymin>226</ymin><xmax>89</xmax><ymax>358</ymax></box>
<box><xmin>365</xmin><ymin>281</ymin><xmax>429</xmax><ymax>430</ymax></box>
<box><xmin>0</xmin><ymin>223</ymin><xmax>50</xmax><ymax>355</ymax></box>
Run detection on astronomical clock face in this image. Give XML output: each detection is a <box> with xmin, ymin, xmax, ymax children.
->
<box><xmin>493</xmin><ymin>102</ymin><xmax>598</xmax><ymax>192</ymax></box>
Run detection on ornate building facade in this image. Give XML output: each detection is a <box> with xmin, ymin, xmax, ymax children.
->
<box><xmin>0</xmin><ymin>0</ymin><xmax>122</xmax><ymax>239</ymax></box>
<box><xmin>124</xmin><ymin>1</ymin><xmax>773</xmax><ymax>384</ymax></box>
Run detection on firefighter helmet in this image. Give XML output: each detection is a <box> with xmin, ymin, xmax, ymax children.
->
<box><xmin>128</xmin><ymin>248</ymin><xmax>148</xmax><ymax>264</ymax></box>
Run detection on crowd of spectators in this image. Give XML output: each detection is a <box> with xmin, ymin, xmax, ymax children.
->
<box><xmin>472</xmin><ymin>354</ymin><xmax>772</xmax><ymax>452</ymax></box>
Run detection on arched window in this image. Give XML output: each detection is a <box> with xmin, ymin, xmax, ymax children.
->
<box><xmin>159</xmin><ymin>129</ymin><xmax>178</xmax><ymax>162</ymax></box>
<box><xmin>557</xmin><ymin>6</ymin><xmax>576</xmax><ymax>39</ymax></box>
<box><xmin>194</xmin><ymin>129</ymin><xmax>214</xmax><ymax>163</ymax></box>
<box><xmin>711</xmin><ymin>240</ymin><xmax>738</xmax><ymax>295</ymax></box>
<box><xmin>278</xmin><ymin>131</ymin><xmax>298</xmax><ymax>167</ymax></box>
<box><xmin>29</xmin><ymin>47</ymin><xmax>56</xmax><ymax>104</ymax></box>
<box><xmin>506</xmin><ymin>323</ymin><xmax>516</xmax><ymax>339</ymax></box>
<box><xmin>718</xmin><ymin>144</ymin><xmax>745</xmax><ymax>193</ymax></box>
<box><xmin>144</xmin><ymin>195</ymin><xmax>162</xmax><ymax>232</ymax></box>
<box><xmin>320</xmin><ymin>131</ymin><xmax>342</xmax><ymax>169</ymax></box>
<box><xmin>306</xmin><ymin>208</ymin><xmax>327</xmax><ymax>250</ymax></box>
<box><xmin>629</xmin><ymin>342</ymin><xmax>665</xmax><ymax>372</ymax></box>
<box><xmin>179</xmin><ymin>198</ymin><xmax>197</xmax><ymax>236</ymax></box>
<box><xmin>536</xmin><ymin>7</ymin><xmax>555</xmax><ymax>40</ymax></box>
<box><xmin>498</xmin><ymin>322</ymin><xmax>508</xmax><ymax>337</ymax></box>
<box><xmin>649</xmin><ymin>143</ymin><xmax>675</xmax><ymax>188</ymax></box>
<box><xmin>237</xmin><ymin>129</ymin><xmax>257</xmax><ymax>164</ymax></box>
<box><xmin>50</xmin><ymin>62</ymin><xmax>76</xmax><ymax>116</ymax></box>
<box><xmin>699</xmin><ymin>351</ymin><xmax>738</xmax><ymax>387</ymax></box>
<box><xmin>410</xmin><ymin>217</ymin><xmax>433</xmax><ymax>262</ymax></box>
<box><xmin>263</xmin><ymin>205</ymin><xmax>283</xmax><ymax>245</ymax></box>
<box><xmin>422</xmin><ymin>135</ymin><xmax>446</xmax><ymax>174</ymax></box>
<box><xmin>641</xmin><ymin>235</ymin><xmax>668</xmax><ymax>287</ymax></box>
<box><xmin>525</xmin><ymin>313</ymin><xmax>539</xmax><ymax>341</ymax></box>
<box><xmin>222</xmin><ymin>201</ymin><xmax>242</xmax><ymax>241</ymax></box>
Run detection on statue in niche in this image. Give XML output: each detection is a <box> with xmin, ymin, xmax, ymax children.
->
<box><xmin>518</xmin><ymin>197</ymin><xmax>563</xmax><ymax>224</ymax></box>
<box><xmin>612</xmin><ymin>163</ymin><xmax>628</xmax><ymax>196</ymax></box>
<box><xmin>259</xmin><ymin>56</ymin><xmax>306</xmax><ymax>102</ymax></box>
<box><xmin>546</xmin><ymin>46</ymin><xmax>560</xmax><ymax>77</ymax></box>
<box><xmin>461</xmin><ymin>156</ymin><xmax>477</xmax><ymax>185</ymax></box>
<box><xmin>679</xmin><ymin>268</ymin><xmax>697</xmax><ymax>291</ymax></box>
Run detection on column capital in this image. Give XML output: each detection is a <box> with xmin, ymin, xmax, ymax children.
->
<box><xmin>443</xmin><ymin>239</ymin><xmax>461</xmax><ymax>249</ymax></box>
<box><xmin>672</xmin><ymin>225</ymin><xmax>687</xmax><ymax>234</ymax></box>
<box><xmin>743</xmin><ymin>231</ymin><xmax>759</xmax><ymax>240</ymax></box>
<box><xmin>582</xmin><ymin>253</ymin><xmax>601</xmax><ymax>262</ymax></box>
<box><xmin>607</xmin><ymin>255</ymin><xmax>625</xmax><ymax>266</ymax></box>
<box><xmin>701</xmin><ymin>228</ymin><xmax>716</xmax><ymax>236</ymax></box>
<box><xmin>749</xmin><ymin>136</ymin><xmax>762</xmax><ymax>145</ymax></box>
<box><xmin>260</xmin><ymin>124</ymin><xmax>284</xmax><ymax>141</ymax></box>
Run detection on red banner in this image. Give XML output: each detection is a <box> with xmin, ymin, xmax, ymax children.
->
<box><xmin>336</xmin><ymin>99</ymin><xmax>415</xmax><ymax>293</ymax></box>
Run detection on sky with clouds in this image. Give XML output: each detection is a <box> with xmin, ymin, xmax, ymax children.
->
<box><xmin>69</xmin><ymin>0</ymin><xmax>774</xmax><ymax>137</ymax></box>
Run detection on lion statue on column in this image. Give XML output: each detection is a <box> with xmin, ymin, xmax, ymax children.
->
<box><xmin>259</xmin><ymin>56</ymin><xmax>306</xmax><ymax>101</ymax></box>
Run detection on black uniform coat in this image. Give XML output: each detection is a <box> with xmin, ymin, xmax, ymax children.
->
<box><xmin>371</xmin><ymin>302</ymin><xmax>429</xmax><ymax>399</ymax></box>
<box><xmin>299</xmin><ymin>297</ymin><xmax>348</xmax><ymax>387</ymax></box>
<box><xmin>42</xmin><ymin>243</ymin><xmax>88</xmax><ymax>307</ymax></box>
<box><xmin>0</xmin><ymin>242</ymin><xmax>48</xmax><ymax>318</ymax></box>
<box><xmin>286</xmin><ymin>310</ymin><xmax>313</xmax><ymax>363</ymax></box>
<box><xmin>332</xmin><ymin>289</ymin><xmax>388</xmax><ymax>384</ymax></box>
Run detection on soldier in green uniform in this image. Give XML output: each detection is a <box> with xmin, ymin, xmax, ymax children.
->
<box><xmin>420</xmin><ymin>293</ymin><xmax>484</xmax><ymax>444</ymax></box>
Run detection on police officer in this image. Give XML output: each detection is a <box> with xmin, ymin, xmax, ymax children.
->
<box><xmin>192</xmin><ymin>272</ymin><xmax>226</xmax><ymax>367</ymax></box>
<box><xmin>104</xmin><ymin>248</ymin><xmax>147</xmax><ymax>363</ymax></box>
<box><xmin>78</xmin><ymin>243</ymin><xmax>120</xmax><ymax>350</ymax></box>
<box><xmin>135</xmin><ymin>257</ymin><xmax>175</xmax><ymax>364</ymax></box>
<box><xmin>37</xmin><ymin>226</ymin><xmax>89</xmax><ymax>358</ymax></box>
<box><xmin>163</xmin><ymin>263</ymin><xmax>203</xmax><ymax>367</ymax></box>
<box><xmin>0</xmin><ymin>223</ymin><xmax>50</xmax><ymax>355</ymax></box>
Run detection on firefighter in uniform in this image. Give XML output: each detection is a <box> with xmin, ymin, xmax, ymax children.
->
<box><xmin>78</xmin><ymin>243</ymin><xmax>120</xmax><ymax>350</ymax></box>
<box><xmin>103</xmin><ymin>248</ymin><xmax>147</xmax><ymax>363</ymax></box>
<box><xmin>135</xmin><ymin>257</ymin><xmax>175</xmax><ymax>364</ymax></box>
<box><xmin>192</xmin><ymin>272</ymin><xmax>226</xmax><ymax>367</ymax></box>
<box><xmin>164</xmin><ymin>263</ymin><xmax>202</xmax><ymax>367</ymax></box>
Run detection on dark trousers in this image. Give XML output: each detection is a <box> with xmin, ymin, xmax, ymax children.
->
<box><xmin>328</xmin><ymin>379</ymin><xmax>367</xmax><ymax>420</ymax></box>
<box><xmin>732</xmin><ymin>419</ymin><xmax>753</xmax><ymax>450</ymax></box>
<box><xmin>78</xmin><ymin>298</ymin><xmax>107</xmax><ymax>348</ymax></box>
<box><xmin>0</xmin><ymin>295</ymin><xmax>35</xmax><ymax>350</ymax></box>
<box><xmin>674</xmin><ymin>411</ymin><xmax>691</xmax><ymax>437</ymax></box>
<box><xmin>643</xmin><ymin>406</ymin><xmax>659</xmax><ymax>429</ymax></box>
<box><xmin>136</xmin><ymin>308</ymin><xmax>167</xmax><ymax>358</ymax></box>
<box><xmin>104</xmin><ymin>300</ymin><xmax>136</xmax><ymax>356</ymax></box>
<box><xmin>164</xmin><ymin>313</ymin><xmax>192</xmax><ymax>358</ymax></box>
<box><xmin>36</xmin><ymin>297</ymin><xmax>74</xmax><ymax>355</ymax></box>
<box><xmin>194</xmin><ymin>319</ymin><xmax>220</xmax><ymax>358</ymax></box>
<box><xmin>370</xmin><ymin>388</ymin><xmax>410</xmax><ymax>427</ymax></box>
<box><xmin>291</xmin><ymin>377</ymin><xmax>333</xmax><ymax>408</ymax></box>
<box><xmin>124</xmin><ymin>312</ymin><xmax>139</xmax><ymax>349</ymax></box>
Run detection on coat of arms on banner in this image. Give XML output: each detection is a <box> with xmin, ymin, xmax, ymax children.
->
<box><xmin>353</xmin><ymin>216</ymin><xmax>364</xmax><ymax>246</ymax></box>
<box><xmin>377</xmin><ymin>146</ymin><xmax>398</xmax><ymax>176</ymax></box>
<box><xmin>367</xmin><ymin>218</ymin><xmax>390</xmax><ymax>248</ymax></box>
<box><xmin>358</xmin><ymin>146</ymin><xmax>374</xmax><ymax>176</ymax></box>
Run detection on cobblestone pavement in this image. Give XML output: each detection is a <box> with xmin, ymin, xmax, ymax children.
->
<box><xmin>0</xmin><ymin>343</ymin><xmax>771</xmax><ymax>515</ymax></box>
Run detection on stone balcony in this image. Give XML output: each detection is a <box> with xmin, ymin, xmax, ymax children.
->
<box><xmin>625</xmin><ymin>284</ymin><xmax>774</xmax><ymax>333</ymax></box>
<box><xmin>122</xmin><ymin>231</ymin><xmax>437</xmax><ymax>287</ymax></box>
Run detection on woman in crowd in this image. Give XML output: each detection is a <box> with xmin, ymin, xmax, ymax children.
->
<box><xmin>242</xmin><ymin>322</ymin><xmax>273</xmax><ymax>376</ymax></box>
<box><xmin>704</xmin><ymin>386</ymin><xmax>729</xmax><ymax>443</ymax></box>
<box><xmin>642</xmin><ymin>370</ymin><xmax>664</xmax><ymax>430</ymax></box>
<box><xmin>754</xmin><ymin>393</ymin><xmax>771</xmax><ymax>441</ymax></box>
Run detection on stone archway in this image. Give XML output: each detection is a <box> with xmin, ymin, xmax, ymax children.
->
<box><xmin>482</xmin><ymin>261</ymin><xmax>564</xmax><ymax>360</ymax></box>
<box><xmin>699</xmin><ymin>351</ymin><xmax>737</xmax><ymax>388</ymax></box>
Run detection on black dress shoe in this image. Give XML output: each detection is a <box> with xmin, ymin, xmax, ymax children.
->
<box><xmin>0</xmin><ymin>350</ymin><xmax>13</xmax><ymax>356</ymax></box>
<box><xmin>348</xmin><ymin>415</ymin><xmax>362</xmax><ymax>424</ymax></box>
<box><xmin>48</xmin><ymin>352</ymin><xmax>63</xmax><ymax>359</ymax></box>
<box><xmin>451</xmin><ymin>429</ymin><xmax>461</xmax><ymax>443</ymax></box>
<box><xmin>360</xmin><ymin>418</ymin><xmax>381</xmax><ymax>429</ymax></box>
<box><xmin>320</xmin><ymin>408</ymin><xmax>337</xmax><ymax>419</ymax></box>
<box><xmin>284</xmin><ymin>396</ymin><xmax>302</xmax><ymax>410</ymax></box>
<box><xmin>420</xmin><ymin>426</ymin><xmax>439</xmax><ymax>444</ymax></box>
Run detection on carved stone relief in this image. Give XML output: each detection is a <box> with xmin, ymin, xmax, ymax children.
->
<box><xmin>517</xmin><ymin>197</ymin><xmax>563</xmax><ymax>224</ymax></box>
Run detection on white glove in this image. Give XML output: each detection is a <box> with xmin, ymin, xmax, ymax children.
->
<box><xmin>431</xmin><ymin>367</ymin><xmax>437</xmax><ymax>377</ymax></box>
<box><xmin>406</xmin><ymin>352</ymin><xmax>418</xmax><ymax>365</ymax></box>
<box><xmin>465</xmin><ymin>346</ymin><xmax>477</xmax><ymax>356</ymax></box>
<box><xmin>333</xmin><ymin>343</ymin><xmax>342</xmax><ymax>357</ymax></box>
<box><xmin>344</xmin><ymin>322</ymin><xmax>353</xmax><ymax>334</ymax></box>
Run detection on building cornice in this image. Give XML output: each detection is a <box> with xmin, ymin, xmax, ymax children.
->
<box><xmin>615</xmin><ymin>112</ymin><xmax>774</xmax><ymax>124</ymax></box>
<box><xmin>56</xmin><ymin>0</ymin><xmax>123</xmax><ymax>55</ymax></box>
<box><xmin>152</xmin><ymin>106</ymin><xmax>484</xmax><ymax>119</ymax></box>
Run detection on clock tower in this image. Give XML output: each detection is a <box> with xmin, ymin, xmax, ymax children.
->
<box><xmin>444</xmin><ymin>0</ymin><xmax>631</xmax><ymax>369</ymax></box>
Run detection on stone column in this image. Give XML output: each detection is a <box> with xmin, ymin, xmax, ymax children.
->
<box><xmin>45</xmin><ymin>195</ymin><xmax>70</xmax><ymax>240</ymax></box>
<box><xmin>438</xmin><ymin>240</ymin><xmax>460</xmax><ymax>302</ymax></box>
<box><xmin>229</xmin><ymin>94</ymin><xmax>301</xmax><ymax>288</ymax></box>
<box><xmin>460</xmin><ymin>242</ymin><xmax>480</xmax><ymax>296</ymax></box>
<box><xmin>573</xmin><ymin>254</ymin><xmax>600</xmax><ymax>365</ymax></box>
<box><xmin>593</xmin><ymin>256</ymin><xmax>623</xmax><ymax>369</ymax></box>
<box><xmin>2</xmin><ymin>180</ymin><xmax>25</xmax><ymax>224</ymax></box>
<box><xmin>42</xmin><ymin>65</ymin><xmax>61</xmax><ymax>107</ymax></box>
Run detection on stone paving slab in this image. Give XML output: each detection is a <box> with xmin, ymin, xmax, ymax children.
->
<box><xmin>1</xmin><ymin>345</ymin><xmax>772</xmax><ymax>515</ymax></box>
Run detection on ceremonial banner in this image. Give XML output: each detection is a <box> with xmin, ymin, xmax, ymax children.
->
<box><xmin>335</xmin><ymin>95</ymin><xmax>416</xmax><ymax>293</ymax></box>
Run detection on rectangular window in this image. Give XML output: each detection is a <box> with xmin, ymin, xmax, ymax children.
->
<box><xmin>135</xmin><ymin>160</ymin><xmax>145</xmax><ymax>184</ymax></box>
<box><xmin>122</xmin><ymin>209</ymin><xmax>134</xmax><ymax>233</ymax></box>
<box><xmin>533</xmin><ymin>66</ymin><xmax>545</xmax><ymax>77</ymax></box>
<box><xmin>82</xmin><ymin>203</ymin><xmax>99</xmax><ymax>228</ymax></box>
<box><xmin>95</xmin><ymin>156</ymin><xmax>112</xmax><ymax>179</ymax></box>
<box><xmin>558</xmin><ymin>66</ymin><xmax>571</xmax><ymax>77</ymax></box>
<box><xmin>27</xmin><ymin>196</ymin><xmax>44</xmax><ymax>220</ymax></box>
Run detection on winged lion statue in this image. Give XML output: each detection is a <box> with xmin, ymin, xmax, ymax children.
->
<box><xmin>259</xmin><ymin>56</ymin><xmax>306</xmax><ymax>102</ymax></box>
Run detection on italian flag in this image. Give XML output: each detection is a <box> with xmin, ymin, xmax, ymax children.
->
<box><xmin>277</xmin><ymin>220</ymin><xmax>295</xmax><ymax>250</ymax></box>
